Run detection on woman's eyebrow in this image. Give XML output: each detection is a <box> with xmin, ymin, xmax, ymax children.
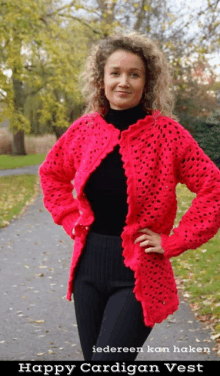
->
<box><xmin>109</xmin><ymin>66</ymin><xmax>144</xmax><ymax>72</ymax></box>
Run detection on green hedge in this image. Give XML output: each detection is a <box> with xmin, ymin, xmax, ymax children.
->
<box><xmin>178</xmin><ymin>113</ymin><xmax>220</xmax><ymax>168</ymax></box>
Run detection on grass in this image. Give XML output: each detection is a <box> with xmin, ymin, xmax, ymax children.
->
<box><xmin>0</xmin><ymin>154</ymin><xmax>46</xmax><ymax>169</ymax></box>
<box><xmin>173</xmin><ymin>183</ymin><xmax>220</xmax><ymax>336</ymax></box>
<box><xmin>0</xmin><ymin>175</ymin><xmax>39</xmax><ymax>228</ymax></box>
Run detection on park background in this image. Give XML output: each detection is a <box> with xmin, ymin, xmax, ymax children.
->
<box><xmin>0</xmin><ymin>0</ymin><xmax>220</xmax><ymax>357</ymax></box>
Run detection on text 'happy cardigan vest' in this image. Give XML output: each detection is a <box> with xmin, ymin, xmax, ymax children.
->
<box><xmin>39</xmin><ymin>110</ymin><xmax>220</xmax><ymax>327</ymax></box>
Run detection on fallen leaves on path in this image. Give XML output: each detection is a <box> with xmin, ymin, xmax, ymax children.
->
<box><xmin>28</xmin><ymin>319</ymin><xmax>45</xmax><ymax>324</ymax></box>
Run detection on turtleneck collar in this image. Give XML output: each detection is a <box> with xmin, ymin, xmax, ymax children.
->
<box><xmin>104</xmin><ymin>102</ymin><xmax>148</xmax><ymax>131</ymax></box>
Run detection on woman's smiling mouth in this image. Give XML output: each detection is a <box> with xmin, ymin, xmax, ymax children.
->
<box><xmin>116</xmin><ymin>91</ymin><xmax>131</xmax><ymax>95</ymax></box>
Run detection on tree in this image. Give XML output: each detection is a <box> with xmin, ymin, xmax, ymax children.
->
<box><xmin>0</xmin><ymin>0</ymin><xmax>89</xmax><ymax>154</ymax></box>
<box><xmin>173</xmin><ymin>56</ymin><xmax>219</xmax><ymax>118</ymax></box>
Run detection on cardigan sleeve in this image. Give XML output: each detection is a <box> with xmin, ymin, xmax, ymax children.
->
<box><xmin>39</xmin><ymin>124</ymin><xmax>80</xmax><ymax>240</ymax></box>
<box><xmin>161</xmin><ymin>132</ymin><xmax>220</xmax><ymax>258</ymax></box>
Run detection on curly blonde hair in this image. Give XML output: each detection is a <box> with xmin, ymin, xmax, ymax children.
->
<box><xmin>79</xmin><ymin>31</ymin><xmax>176</xmax><ymax>119</ymax></box>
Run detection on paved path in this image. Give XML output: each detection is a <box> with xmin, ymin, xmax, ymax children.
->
<box><xmin>0</xmin><ymin>165</ymin><xmax>41</xmax><ymax>177</ymax></box>
<box><xmin>0</xmin><ymin>166</ymin><xmax>219</xmax><ymax>361</ymax></box>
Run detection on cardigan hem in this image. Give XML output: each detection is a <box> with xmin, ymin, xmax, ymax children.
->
<box><xmin>142</xmin><ymin>300</ymin><xmax>180</xmax><ymax>328</ymax></box>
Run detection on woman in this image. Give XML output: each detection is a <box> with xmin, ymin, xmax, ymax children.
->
<box><xmin>39</xmin><ymin>32</ymin><xmax>220</xmax><ymax>361</ymax></box>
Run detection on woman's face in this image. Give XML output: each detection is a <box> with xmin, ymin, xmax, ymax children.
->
<box><xmin>103</xmin><ymin>49</ymin><xmax>146</xmax><ymax>110</ymax></box>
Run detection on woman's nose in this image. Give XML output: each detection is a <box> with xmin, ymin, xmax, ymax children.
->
<box><xmin>119</xmin><ymin>74</ymin><xmax>129</xmax><ymax>87</ymax></box>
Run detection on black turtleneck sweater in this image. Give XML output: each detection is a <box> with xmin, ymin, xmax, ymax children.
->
<box><xmin>84</xmin><ymin>103</ymin><xmax>148</xmax><ymax>236</ymax></box>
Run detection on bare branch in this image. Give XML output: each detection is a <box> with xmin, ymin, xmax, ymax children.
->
<box><xmin>45</xmin><ymin>0</ymin><xmax>77</xmax><ymax>17</ymax></box>
<box><xmin>57</xmin><ymin>13</ymin><xmax>102</xmax><ymax>35</ymax></box>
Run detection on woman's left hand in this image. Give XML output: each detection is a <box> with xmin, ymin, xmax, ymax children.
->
<box><xmin>134</xmin><ymin>228</ymin><xmax>164</xmax><ymax>254</ymax></box>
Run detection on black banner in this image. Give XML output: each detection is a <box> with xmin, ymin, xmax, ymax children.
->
<box><xmin>1</xmin><ymin>360</ymin><xmax>219</xmax><ymax>375</ymax></box>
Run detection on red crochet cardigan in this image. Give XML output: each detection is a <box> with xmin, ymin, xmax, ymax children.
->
<box><xmin>39</xmin><ymin>110</ymin><xmax>220</xmax><ymax>327</ymax></box>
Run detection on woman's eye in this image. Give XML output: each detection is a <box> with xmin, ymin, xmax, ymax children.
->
<box><xmin>110</xmin><ymin>71</ymin><xmax>139</xmax><ymax>77</ymax></box>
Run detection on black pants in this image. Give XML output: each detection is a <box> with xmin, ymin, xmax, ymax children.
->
<box><xmin>73</xmin><ymin>231</ymin><xmax>153</xmax><ymax>361</ymax></box>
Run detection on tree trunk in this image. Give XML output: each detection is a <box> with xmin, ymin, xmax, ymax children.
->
<box><xmin>12</xmin><ymin>64</ymin><xmax>27</xmax><ymax>155</ymax></box>
<box><xmin>12</xmin><ymin>130</ymin><xmax>27</xmax><ymax>155</ymax></box>
<box><xmin>133</xmin><ymin>0</ymin><xmax>148</xmax><ymax>31</ymax></box>
<box><xmin>52</xmin><ymin>125</ymin><xmax>67</xmax><ymax>140</ymax></box>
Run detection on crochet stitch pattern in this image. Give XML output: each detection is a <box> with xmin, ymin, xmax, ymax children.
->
<box><xmin>39</xmin><ymin>110</ymin><xmax>220</xmax><ymax>327</ymax></box>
